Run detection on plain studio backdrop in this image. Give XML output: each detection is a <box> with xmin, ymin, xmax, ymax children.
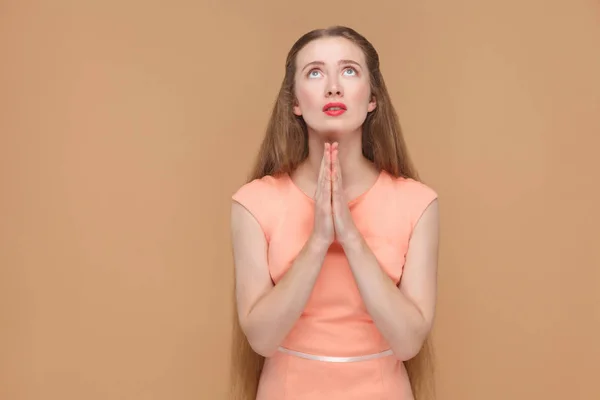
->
<box><xmin>1</xmin><ymin>1</ymin><xmax>599</xmax><ymax>399</ymax></box>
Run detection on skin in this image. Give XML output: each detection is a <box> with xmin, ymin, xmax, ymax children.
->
<box><xmin>291</xmin><ymin>36</ymin><xmax>379</xmax><ymax>202</ymax></box>
<box><xmin>231</xmin><ymin>37</ymin><xmax>440</xmax><ymax>361</ymax></box>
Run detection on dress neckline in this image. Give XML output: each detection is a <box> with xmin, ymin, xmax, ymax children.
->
<box><xmin>285</xmin><ymin>169</ymin><xmax>385</xmax><ymax>207</ymax></box>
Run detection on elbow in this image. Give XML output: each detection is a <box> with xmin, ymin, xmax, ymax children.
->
<box><xmin>392</xmin><ymin>327</ymin><xmax>431</xmax><ymax>362</ymax></box>
<box><xmin>393</xmin><ymin>341</ymin><xmax>423</xmax><ymax>362</ymax></box>
<box><xmin>242</xmin><ymin>325</ymin><xmax>278</xmax><ymax>358</ymax></box>
<box><xmin>239</xmin><ymin>316</ymin><xmax>279</xmax><ymax>358</ymax></box>
<box><xmin>247</xmin><ymin>337</ymin><xmax>278</xmax><ymax>358</ymax></box>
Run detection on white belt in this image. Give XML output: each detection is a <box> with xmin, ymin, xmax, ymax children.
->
<box><xmin>277</xmin><ymin>346</ymin><xmax>394</xmax><ymax>363</ymax></box>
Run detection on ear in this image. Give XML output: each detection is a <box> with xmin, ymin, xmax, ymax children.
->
<box><xmin>293</xmin><ymin>99</ymin><xmax>302</xmax><ymax>116</ymax></box>
<box><xmin>367</xmin><ymin>95</ymin><xmax>377</xmax><ymax>112</ymax></box>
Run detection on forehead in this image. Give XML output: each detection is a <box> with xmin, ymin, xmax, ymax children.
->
<box><xmin>295</xmin><ymin>37</ymin><xmax>366</xmax><ymax>68</ymax></box>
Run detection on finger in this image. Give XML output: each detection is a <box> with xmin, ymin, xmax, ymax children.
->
<box><xmin>324</xmin><ymin>156</ymin><xmax>332</xmax><ymax>197</ymax></box>
<box><xmin>331</xmin><ymin>147</ymin><xmax>341</xmax><ymax>191</ymax></box>
<box><xmin>320</xmin><ymin>143</ymin><xmax>330</xmax><ymax>182</ymax></box>
<box><xmin>330</xmin><ymin>143</ymin><xmax>336</xmax><ymax>180</ymax></box>
<box><xmin>321</xmin><ymin>144</ymin><xmax>332</xmax><ymax>203</ymax></box>
<box><xmin>334</xmin><ymin>148</ymin><xmax>341</xmax><ymax>186</ymax></box>
<box><xmin>314</xmin><ymin>143</ymin><xmax>329</xmax><ymax>199</ymax></box>
<box><xmin>326</xmin><ymin>143</ymin><xmax>333</xmax><ymax>189</ymax></box>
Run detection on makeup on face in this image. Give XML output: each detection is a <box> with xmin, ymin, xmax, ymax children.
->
<box><xmin>323</xmin><ymin>102</ymin><xmax>347</xmax><ymax>117</ymax></box>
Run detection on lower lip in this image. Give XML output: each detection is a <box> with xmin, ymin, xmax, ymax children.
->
<box><xmin>324</xmin><ymin>109</ymin><xmax>346</xmax><ymax>116</ymax></box>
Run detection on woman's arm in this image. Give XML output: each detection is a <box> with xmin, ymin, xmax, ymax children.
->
<box><xmin>341</xmin><ymin>199</ymin><xmax>440</xmax><ymax>361</ymax></box>
<box><xmin>230</xmin><ymin>201</ymin><xmax>329</xmax><ymax>358</ymax></box>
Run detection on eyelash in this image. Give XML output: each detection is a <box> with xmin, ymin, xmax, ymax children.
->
<box><xmin>307</xmin><ymin>67</ymin><xmax>358</xmax><ymax>77</ymax></box>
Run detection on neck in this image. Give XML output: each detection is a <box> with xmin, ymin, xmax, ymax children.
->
<box><xmin>302</xmin><ymin>130</ymin><xmax>373</xmax><ymax>187</ymax></box>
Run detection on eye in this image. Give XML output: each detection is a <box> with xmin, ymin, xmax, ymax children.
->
<box><xmin>308</xmin><ymin>69</ymin><xmax>322</xmax><ymax>78</ymax></box>
<box><xmin>343</xmin><ymin>67</ymin><xmax>357</xmax><ymax>76</ymax></box>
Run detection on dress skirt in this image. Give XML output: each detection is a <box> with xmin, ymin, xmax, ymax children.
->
<box><xmin>255</xmin><ymin>348</ymin><xmax>414</xmax><ymax>400</ymax></box>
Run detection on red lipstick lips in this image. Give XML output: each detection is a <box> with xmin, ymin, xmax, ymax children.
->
<box><xmin>323</xmin><ymin>102</ymin><xmax>347</xmax><ymax>116</ymax></box>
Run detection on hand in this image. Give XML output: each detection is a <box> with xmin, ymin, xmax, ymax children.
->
<box><xmin>331</xmin><ymin>143</ymin><xmax>360</xmax><ymax>246</ymax></box>
<box><xmin>311</xmin><ymin>142</ymin><xmax>335</xmax><ymax>247</ymax></box>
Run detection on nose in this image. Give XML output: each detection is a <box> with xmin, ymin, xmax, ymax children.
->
<box><xmin>325</xmin><ymin>79</ymin><xmax>343</xmax><ymax>97</ymax></box>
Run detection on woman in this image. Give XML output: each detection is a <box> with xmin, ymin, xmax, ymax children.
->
<box><xmin>229</xmin><ymin>25</ymin><xmax>440</xmax><ymax>400</ymax></box>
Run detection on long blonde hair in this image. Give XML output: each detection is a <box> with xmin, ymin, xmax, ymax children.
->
<box><xmin>230</xmin><ymin>25</ymin><xmax>436</xmax><ymax>400</ymax></box>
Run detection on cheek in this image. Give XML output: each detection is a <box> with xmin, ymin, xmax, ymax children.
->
<box><xmin>295</xmin><ymin>84</ymin><xmax>321</xmax><ymax>110</ymax></box>
<box><xmin>350</xmin><ymin>83</ymin><xmax>372</xmax><ymax>106</ymax></box>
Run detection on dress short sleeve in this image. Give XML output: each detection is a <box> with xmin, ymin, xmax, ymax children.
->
<box><xmin>231</xmin><ymin>176</ymin><xmax>279</xmax><ymax>241</ymax></box>
<box><xmin>405</xmin><ymin>179</ymin><xmax>438</xmax><ymax>230</ymax></box>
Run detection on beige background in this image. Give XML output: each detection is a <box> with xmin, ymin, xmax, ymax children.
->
<box><xmin>1</xmin><ymin>1</ymin><xmax>599</xmax><ymax>399</ymax></box>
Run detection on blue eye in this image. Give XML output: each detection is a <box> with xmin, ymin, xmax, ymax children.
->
<box><xmin>343</xmin><ymin>68</ymin><xmax>357</xmax><ymax>76</ymax></box>
<box><xmin>308</xmin><ymin>70</ymin><xmax>322</xmax><ymax>78</ymax></box>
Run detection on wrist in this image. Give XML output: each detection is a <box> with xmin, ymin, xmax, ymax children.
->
<box><xmin>338</xmin><ymin>230</ymin><xmax>363</xmax><ymax>251</ymax></box>
<box><xmin>307</xmin><ymin>234</ymin><xmax>332</xmax><ymax>255</ymax></box>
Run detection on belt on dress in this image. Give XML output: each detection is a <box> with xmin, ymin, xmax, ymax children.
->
<box><xmin>277</xmin><ymin>346</ymin><xmax>394</xmax><ymax>363</ymax></box>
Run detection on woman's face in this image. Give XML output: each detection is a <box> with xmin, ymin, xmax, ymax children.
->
<box><xmin>293</xmin><ymin>37</ymin><xmax>376</xmax><ymax>138</ymax></box>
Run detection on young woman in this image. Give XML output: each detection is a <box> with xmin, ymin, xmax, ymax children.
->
<box><xmin>229</xmin><ymin>25</ymin><xmax>440</xmax><ymax>400</ymax></box>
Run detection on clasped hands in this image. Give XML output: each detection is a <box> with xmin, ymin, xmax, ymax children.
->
<box><xmin>312</xmin><ymin>142</ymin><xmax>361</xmax><ymax>248</ymax></box>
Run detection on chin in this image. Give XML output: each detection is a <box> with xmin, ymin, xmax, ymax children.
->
<box><xmin>313</xmin><ymin>124</ymin><xmax>361</xmax><ymax>141</ymax></box>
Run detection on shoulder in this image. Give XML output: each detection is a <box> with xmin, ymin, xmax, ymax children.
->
<box><xmin>385</xmin><ymin>173</ymin><xmax>439</xmax><ymax>228</ymax></box>
<box><xmin>232</xmin><ymin>174</ymin><xmax>284</xmax><ymax>203</ymax></box>
<box><xmin>393</xmin><ymin>176</ymin><xmax>438</xmax><ymax>201</ymax></box>
<box><xmin>231</xmin><ymin>173</ymin><xmax>288</xmax><ymax>240</ymax></box>
<box><xmin>381</xmin><ymin>171</ymin><xmax>438</xmax><ymax>201</ymax></box>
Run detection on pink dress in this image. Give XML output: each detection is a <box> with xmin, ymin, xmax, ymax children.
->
<box><xmin>232</xmin><ymin>170</ymin><xmax>438</xmax><ymax>400</ymax></box>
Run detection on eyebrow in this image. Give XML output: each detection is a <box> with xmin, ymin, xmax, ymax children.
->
<box><xmin>301</xmin><ymin>59</ymin><xmax>362</xmax><ymax>73</ymax></box>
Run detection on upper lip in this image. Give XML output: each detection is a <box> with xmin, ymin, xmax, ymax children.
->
<box><xmin>323</xmin><ymin>102</ymin><xmax>347</xmax><ymax>111</ymax></box>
